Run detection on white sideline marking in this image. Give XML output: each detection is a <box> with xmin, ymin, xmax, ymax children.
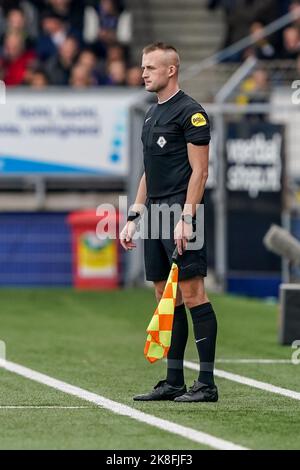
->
<box><xmin>184</xmin><ymin>360</ymin><xmax>300</xmax><ymax>401</ymax></box>
<box><xmin>215</xmin><ymin>359</ymin><xmax>292</xmax><ymax>364</ymax></box>
<box><xmin>0</xmin><ymin>359</ymin><xmax>247</xmax><ymax>451</ymax></box>
<box><xmin>0</xmin><ymin>406</ymin><xmax>91</xmax><ymax>409</ymax></box>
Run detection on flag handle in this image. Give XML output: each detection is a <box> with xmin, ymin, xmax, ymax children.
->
<box><xmin>172</xmin><ymin>246</ymin><xmax>179</xmax><ymax>263</ymax></box>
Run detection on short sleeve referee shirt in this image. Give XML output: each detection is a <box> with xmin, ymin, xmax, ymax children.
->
<box><xmin>142</xmin><ymin>90</ymin><xmax>211</xmax><ymax>198</ymax></box>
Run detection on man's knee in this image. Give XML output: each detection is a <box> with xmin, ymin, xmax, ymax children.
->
<box><xmin>154</xmin><ymin>281</ymin><xmax>183</xmax><ymax>305</ymax></box>
<box><xmin>179</xmin><ymin>276</ymin><xmax>208</xmax><ymax>309</ymax></box>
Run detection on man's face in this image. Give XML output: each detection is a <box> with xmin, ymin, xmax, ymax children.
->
<box><xmin>141</xmin><ymin>50</ymin><xmax>173</xmax><ymax>92</ymax></box>
<box><xmin>59</xmin><ymin>37</ymin><xmax>78</xmax><ymax>62</ymax></box>
<box><xmin>42</xmin><ymin>18</ymin><xmax>62</xmax><ymax>35</ymax></box>
<box><xmin>7</xmin><ymin>10</ymin><xmax>26</xmax><ymax>30</ymax></box>
<box><xmin>5</xmin><ymin>34</ymin><xmax>24</xmax><ymax>59</ymax></box>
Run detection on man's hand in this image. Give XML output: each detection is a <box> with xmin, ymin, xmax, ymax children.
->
<box><xmin>120</xmin><ymin>221</ymin><xmax>137</xmax><ymax>251</ymax></box>
<box><xmin>174</xmin><ymin>219</ymin><xmax>194</xmax><ymax>255</ymax></box>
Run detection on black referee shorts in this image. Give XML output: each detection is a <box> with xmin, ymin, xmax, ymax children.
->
<box><xmin>143</xmin><ymin>191</ymin><xmax>207</xmax><ymax>282</ymax></box>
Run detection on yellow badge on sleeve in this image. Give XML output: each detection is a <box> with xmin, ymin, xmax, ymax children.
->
<box><xmin>191</xmin><ymin>112</ymin><xmax>207</xmax><ymax>127</ymax></box>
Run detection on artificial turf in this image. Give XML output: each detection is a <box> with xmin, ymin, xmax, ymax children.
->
<box><xmin>0</xmin><ymin>288</ymin><xmax>299</xmax><ymax>450</ymax></box>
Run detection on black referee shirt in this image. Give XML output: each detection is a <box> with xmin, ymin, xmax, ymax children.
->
<box><xmin>142</xmin><ymin>90</ymin><xmax>210</xmax><ymax>198</ymax></box>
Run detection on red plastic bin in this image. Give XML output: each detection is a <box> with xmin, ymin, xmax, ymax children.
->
<box><xmin>67</xmin><ymin>209</ymin><xmax>121</xmax><ymax>290</ymax></box>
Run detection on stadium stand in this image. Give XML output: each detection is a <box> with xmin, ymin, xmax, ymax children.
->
<box><xmin>1</xmin><ymin>1</ymin><xmax>298</xmax><ymax>97</ymax></box>
<box><xmin>127</xmin><ymin>0</ymin><xmax>300</xmax><ymax>101</ymax></box>
<box><xmin>0</xmin><ymin>0</ymin><xmax>141</xmax><ymax>88</ymax></box>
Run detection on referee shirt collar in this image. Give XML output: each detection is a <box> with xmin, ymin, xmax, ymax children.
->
<box><xmin>157</xmin><ymin>89</ymin><xmax>182</xmax><ymax>105</ymax></box>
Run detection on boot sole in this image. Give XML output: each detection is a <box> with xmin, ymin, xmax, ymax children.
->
<box><xmin>133</xmin><ymin>391</ymin><xmax>187</xmax><ymax>401</ymax></box>
<box><xmin>133</xmin><ymin>393</ymin><xmax>186</xmax><ymax>401</ymax></box>
<box><xmin>174</xmin><ymin>395</ymin><xmax>218</xmax><ymax>403</ymax></box>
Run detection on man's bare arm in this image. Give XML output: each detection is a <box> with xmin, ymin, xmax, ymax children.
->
<box><xmin>130</xmin><ymin>172</ymin><xmax>147</xmax><ymax>213</ymax></box>
<box><xmin>120</xmin><ymin>172</ymin><xmax>147</xmax><ymax>251</ymax></box>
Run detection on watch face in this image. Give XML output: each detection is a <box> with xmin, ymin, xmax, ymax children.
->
<box><xmin>183</xmin><ymin>215</ymin><xmax>193</xmax><ymax>224</ymax></box>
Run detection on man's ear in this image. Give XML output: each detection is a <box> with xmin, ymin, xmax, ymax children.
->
<box><xmin>168</xmin><ymin>65</ymin><xmax>176</xmax><ymax>77</ymax></box>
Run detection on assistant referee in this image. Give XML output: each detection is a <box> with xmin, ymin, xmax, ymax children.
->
<box><xmin>120</xmin><ymin>42</ymin><xmax>218</xmax><ymax>403</ymax></box>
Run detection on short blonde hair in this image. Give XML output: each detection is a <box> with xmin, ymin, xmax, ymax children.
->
<box><xmin>142</xmin><ymin>42</ymin><xmax>180</xmax><ymax>69</ymax></box>
<box><xmin>143</xmin><ymin>42</ymin><xmax>178</xmax><ymax>55</ymax></box>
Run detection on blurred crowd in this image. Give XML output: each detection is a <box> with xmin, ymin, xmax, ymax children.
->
<box><xmin>208</xmin><ymin>0</ymin><xmax>300</xmax><ymax>62</ymax></box>
<box><xmin>207</xmin><ymin>0</ymin><xmax>300</xmax><ymax>109</ymax></box>
<box><xmin>1</xmin><ymin>0</ymin><xmax>299</xmax><ymax>90</ymax></box>
<box><xmin>0</xmin><ymin>0</ymin><xmax>143</xmax><ymax>88</ymax></box>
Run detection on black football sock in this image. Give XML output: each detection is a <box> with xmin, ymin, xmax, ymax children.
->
<box><xmin>166</xmin><ymin>304</ymin><xmax>188</xmax><ymax>386</ymax></box>
<box><xmin>190</xmin><ymin>302</ymin><xmax>217</xmax><ymax>386</ymax></box>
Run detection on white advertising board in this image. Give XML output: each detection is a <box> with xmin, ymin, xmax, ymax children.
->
<box><xmin>0</xmin><ymin>89</ymin><xmax>141</xmax><ymax>176</ymax></box>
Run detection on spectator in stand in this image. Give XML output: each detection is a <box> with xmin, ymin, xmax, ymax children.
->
<box><xmin>69</xmin><ymin>62</ymin><xmax>93</xmax><ymax>87</ymax></box>
<box><xmin>30</xmin><ymin>68</ymin><xmax>49</xmax><ymax>87</ymax></box>
<box><xmin>126</xmin><ymin>65</ymin><xmax>143</xmax><ymax>87</ymax></box>
<box><xmin>44</xmin><ymin>34</ymin><xmax>79</xmax><ymax>84</ymax></box>
<box><xmin>207</xmin><ymin>0</ymin><xmax>279</xmax><ymax>60</ymax></box>
<box><xmin>99</xmin><ymin>0</ymin><xmax>121</xmax><ymax>39</ymax></box>
<box><xmin>36</xmin><ymin>10</ymin><xmax>69</xmax><ymax>61</ymax></box>
<box><xmin>6</xmin><ymin>7</ymin><xmax>29</xmax><ymax>36</ymax></box>
<box><xmin>5</xmin><ymin>7</ymin><xmax>25</xmax><ymax>32</ymax></box>
<box><xmin>233</xmin><ymin>67</ymin><xmax>270</xmax><ymax>121</ymax></box>
<box><xmin>42</xmin><ymin>0</ymin><xmax>86</xmax><ymax>40</ymax></box>
<box><xmin>93</xmin><ymin>41</ymin><xmax>127</xmax><ymax>83</ymax></box>
<box><xmin>22</xmin><ymin>58</ymin><xmax>40</xmax><ymax>84</ymax></box>
<box><xmin>235</xmin><ymin>67</ymin><xmax>270</xmax><ymax>107</ymax></box>
<box><xmin>76</xmin><ymin>48</ymin><xmax>104</xmax><ymax>85</ymax></box>
<box><xmin>249</xmin><ymin>68</ymin><xmax>270</xmax><ymax>101</ymax></box>
<box><xmin>1</xmin><ymin>1</ymin><xmax>39</xmax><ymax>38</ymax></box>
<box><xmin>281</xmin><ymin>26</ymin><xmax>300</xmax><ymax>59</ymax></box>
<box><xmin>244</xmin><ymin>21</ymin><xmax>276</xmax><ymax>60</ymax></box>
<box><xmin>0</xmin><ymin>1</ymin><xmax>136</xmax><ymax>88</ymax></box>
<box><xmin>105</xmin><ymin>58</ymin><xmax>126</xmax><ymax>85</ymax></box>
<box><xmin>0</xmin><ymin>30</ymin><xmax>36</xmax><ymax>85</ymax></box>
<box><xmin>93</xmin><ymin>0</ymin><xmax>121</xmax><ymax>57</ymax></box>
<box><xmin>3</xmin><ymin>7</ymin><xmax>33</xmax><ymax>47</ymax></box>
<box><xmin>106</xmin><ymin>42</ymin><xmax>126</xmax><ymax>63</ymax></box>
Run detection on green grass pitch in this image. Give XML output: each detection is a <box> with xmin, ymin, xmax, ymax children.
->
<box><xmin>0</xmin><ymin>288</ymin><xmax>299</xmax><ymax>450</ymax></box>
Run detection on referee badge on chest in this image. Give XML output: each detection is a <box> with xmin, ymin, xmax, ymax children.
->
<box><xmin>157</xmin><ymin>136</ymin><xmax>167</xmax><ymax>148</ymax></box>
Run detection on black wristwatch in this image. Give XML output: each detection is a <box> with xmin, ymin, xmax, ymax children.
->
<box><xmin>127</xmin><ymin>211</ymin><xmax>140</xmax><ymax>223</ymax></box>
<box><xmin>181</xmin><ymin>214</ymin><xmax>193</xmax><ymax>225</ymax></box>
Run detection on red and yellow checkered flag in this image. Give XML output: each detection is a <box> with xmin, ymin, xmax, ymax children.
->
<box><xmin>144</xmin><ymin>248</ymin><xmax>179</xmax><ymax>363</ymax></box>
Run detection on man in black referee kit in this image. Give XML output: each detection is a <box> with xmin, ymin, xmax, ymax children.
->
<box><xmin>120</xmin><ymin>42</ymin><xmax>218</xmax><ymax>403</ymax></box>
